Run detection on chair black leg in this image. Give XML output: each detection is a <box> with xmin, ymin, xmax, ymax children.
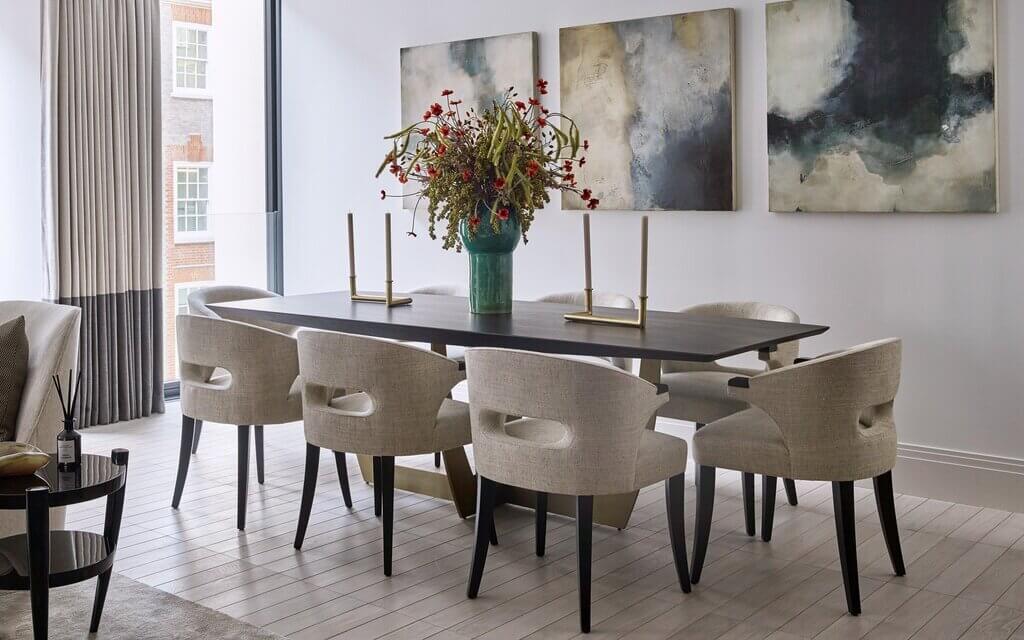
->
<box><xmin>693</xmin><ymin>424</ymin><xmax>705</xmax><ymax>491</ymax></box>
<box><xmin>742</xmin><ymin>472</ymin><xmax>756</xmax><ymax>536</ymax></box>
<box><xmin>373</xmin><ymin>456</ymin><xmax>382</xmax><ymax>517</ymax></box>
<box><xmin>577</xmin><ymin>495</ymin><xmax>594</xmax><ymax>633</ymax></box>
<box><xmin>489</xmin><ymin>513</ymin><xmax>499</xmax><ymax>546</ymax></box>
<box><xmin>191</xmin><ymin>419</ymin><xmax>203</xmax><ymax>454</ymax></box>
<box><xmin>691</xmin><ymin>465</ymin><xmax>716</xmax><ymax>584</ymax></box>
<box><xmin>535</xmin><ymin>491</ymin><xmax>548</xmax><ymax>557</ymax></box>
<box><xmin>762</xmin><ymin>476</ymin><xmax>778</xmax><ymax>542</ymax></box>
<box><xmin>874</xmin><ymin>471</ymin><xmax>906</xmax><ymax>576</ymax></box>
<box><xmin>26</xmin><ymin>487</ymin><xmax>49</xmax><ymax>640</ymax></box>
<box><xmin>665</xmin><ymin>473</ymin><xmax>691</xmax><ymax>593</ymax></box>
<box><xmin>467</xmin><ymin>475</ymin><xmax>497</xmax><ymax>598</ymax></box>
<box><xmin>380</xmin><ymin>456</ymin><xmax>395</xmax><ymax>576</ymax></box>
<box><xmin>334</xmin><ymin>451</ymin><xmax>353</xmax><ymax>508</ymax></box>
<box><xmin>784</xmin><ymin>478</ymin><xmax>798</xmax><ymax>505</ymax></box>
<box><xmin>255</xmin><ymin>425</ymin><xmax>265</xmax><ymax>485</ymax></box>
<box><xmin>237</xmin><ymin>425</ymin><xmax>250</xmax><ymax>530</ymax></box>
<box><xmin>832</xmin><ymin>481</ymin><xmax>861</xmax><ymax>615</ymax></box>
<box><xmin>434</xmin><ymin>452</ymin><xmax>441</xmax><ymax>467</ymax></box>
<box><xmin>295</xmin><ymin>444</ymin><xmax>320</xmax><ymax>549</ymax></box>
<box><xmin>172</xmin><ymin>415</ymin><xmax>196</xmax><ymax>508</ymax></box>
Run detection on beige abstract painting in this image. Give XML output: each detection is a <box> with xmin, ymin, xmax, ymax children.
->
<box><xmin>560</xmin><ymin>9</ymin><xmax>735</xmax><ymax>211</ymax></box>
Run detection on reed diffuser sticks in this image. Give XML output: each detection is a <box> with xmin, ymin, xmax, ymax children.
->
<box><xmin>52</xmin><ymin>369</ymin><xmax>82</xmax><ymax>422</ymax></box>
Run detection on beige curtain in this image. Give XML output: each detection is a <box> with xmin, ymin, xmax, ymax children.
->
<box><xmin>42</xmin><ymin>0</ymin><xmax>164</xmax><ymax>426</ymax></box>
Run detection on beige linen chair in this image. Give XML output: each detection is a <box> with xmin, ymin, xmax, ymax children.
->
<box><xmin>690</xmin><ymin>339</ymin><xmax>904</xmax><ymax>616</ymax></box>
<box><xmin>172</xmin><ymin>315</ymin><xmax>351</xmax><ymax>531</ymax></box>
<box><xmin>0</xmin><ymin>301</ymin><xmax>80</xmax><ymax>539</ymax></box>
<box><xmin>661</xmin><ymin>302</ymin><xmax>802</xmax><ymax>538</ymax></box>
<box><xmin>294</xmin><ymin>330</ymin><xmax>482</xmax><ymax>576</ymax></box>
<box><xmin>464</xmin><ymin>348</ymin><xmax>691</xmax><ymax>633</ymax></box>
<box><xmin>187</xmin><ymin>285</ymin><xmax>298</xmax><ymax>454</ymax></box>
<box><xmin>536</xmin><ymin>291</ymin><xmax>636</xmax><ymax>372</ymax></box>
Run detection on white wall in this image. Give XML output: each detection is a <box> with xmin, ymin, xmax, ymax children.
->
<box><xmin>0</xmin><ymin>0</ymin><xmax>43</xmax><ymax>300</ymax></box>
<box><xmin>282</xmin><ymin>1</ymin><xmax>1024</xmax><ymax>505</ymax></box>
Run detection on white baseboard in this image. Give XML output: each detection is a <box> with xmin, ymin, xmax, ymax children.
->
<box><xmin>656</xmin><ymin>418</ymin><xmax>1024</xmax><ymax>513</ymax></box>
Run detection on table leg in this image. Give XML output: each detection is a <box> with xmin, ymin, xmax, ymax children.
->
<box><xmin>91</xmin><ymin>449</ymin><xmax>128</xmax><ymax>633</ymax></box>
<box><xmin>25</xmin><ymin>487</ymin><xmax>49</xmax><ymax>640</ymax></box>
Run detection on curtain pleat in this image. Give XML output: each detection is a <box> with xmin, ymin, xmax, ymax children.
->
<box><xmin>42</xmin><ymin>0</ymin><xmax>164</xmax><ymax>427</ymax></box>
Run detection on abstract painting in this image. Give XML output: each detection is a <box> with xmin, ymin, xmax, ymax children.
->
<box><xmin>560</xmin><ymin>9</ymin><xmax>735</xmax><ymax>211</ymax></box>
<box><xmin>401</xmin><ymin>32</ymin><xmax>537</xmax><ymax>209</ymax></box>
<box><xmin>767</xmin><ymin>0</ymin><xmax>998</xmax><ymax>213</ymax></box>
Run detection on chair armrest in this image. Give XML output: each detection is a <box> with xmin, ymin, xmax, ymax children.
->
<box><xmin>655</xmin><ymin>383</ymin><xmax>669</xmax><ymax>395</ymax></box>
<box><xmin>727</xmin><ymin>376</ymin><xmax>750</xmax><ymax>389</ymax></box>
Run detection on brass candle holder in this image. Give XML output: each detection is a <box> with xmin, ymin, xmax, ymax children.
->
<box><xmin>564</xmin><ymin>214</ymin><xmax>649</xmax><ymax>328</ymax></box>
<box><xmin>347</xmin><ymin>212</ymin><xmax>412</xmax><ymax>307</ymax></box>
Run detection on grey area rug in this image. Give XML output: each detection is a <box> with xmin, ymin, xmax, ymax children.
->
<box><xmin>0</xmin><ymin>573</ymin><xmax>283</xmax><ymax>639</ymax></box>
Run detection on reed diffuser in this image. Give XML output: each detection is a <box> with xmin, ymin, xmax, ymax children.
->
<box><xmin>52</xmin><ymin>369</ymin><xmax>82</xmax><ymax>471</ymax></box>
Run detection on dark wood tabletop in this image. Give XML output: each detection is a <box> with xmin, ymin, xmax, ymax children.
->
<box><xmin>210</xmin><ymin>291</ymin><xmax>828</xmax><ymax>362</ymax></box>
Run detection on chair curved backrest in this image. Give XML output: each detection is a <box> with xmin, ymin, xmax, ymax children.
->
<box><xmin>188</xmin><ymin>285</ymin><xmax>297</xmax><ymax>336</ymax></box>
<box><xmin>733</xmin><ymin>338</ymin><xmax>902</xmax><ymax>481</ymax></box>
<box><xmin>297</xmin><ymin>330</ymin><xmax>464</xmax><ymax>456</ymax></box>
<box><xmin>0</xmin><ymin>301</ymin><xmax>81</xmax><ymax>447</ymax></box>
<box><xmin>177</xmin><ymin>314</ymin><xmax>300</xmax><ymax>425</ymax></box>
<box><xmin>536</xmin><ymin>292</ymin><xmax>635</xmax><ymax>371</ymax></box>
<box><xmin>664</xmin><ymin>302</ymin><xmax>801</xmax><ymax>374</ymax></box>
<box><xmin>465</xmin><ymin>348</ymin><xmax>667</xmax><ymax>495</ymax></box>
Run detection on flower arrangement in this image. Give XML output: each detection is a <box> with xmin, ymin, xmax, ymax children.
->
<box><xmin>377</xmin><ymin>79</ymin><xmax>598</xmax><ymax>251</ymax></box>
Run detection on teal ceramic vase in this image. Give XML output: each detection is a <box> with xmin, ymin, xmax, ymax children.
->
<box><xmin>459</xmin><ymin>204</ymin><xmax>521</xmax><ymax>314</ymax></box>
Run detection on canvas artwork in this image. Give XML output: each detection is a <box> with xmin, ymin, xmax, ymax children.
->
<box><xmin>767</xmin><ymin>0</ymin><xmax>998</xmax><ymax>213</ymax></box>
<box><xmin>400</xmin><ymin>32</ymin><xmax>537</xmax><ymax>209</ymax></box>
<box><xmin>560</xmin><ymin>9</ymin><xmax>736</xmax><ymax>212</ymax></box>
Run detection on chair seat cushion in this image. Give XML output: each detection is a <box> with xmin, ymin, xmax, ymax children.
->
<box><xmin>432</xmin><ymin>398</ymin><xmax>473</xmax><ymax>452</ymax></box>
<box><xmin>660</xmin><ymin>371</ymin><xmax>751</xmax><ymax>425</ymax></box>
<box><xmin>692</xmin><ymin>408</ymin><xmax>791</xmax><ymax>478</ymax></box>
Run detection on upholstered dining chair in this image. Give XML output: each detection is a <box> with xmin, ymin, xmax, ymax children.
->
<box><xmin>294</xmin><ymin>330</ymin><xmax>488</xmax><ymax>576</ymax></box>
<box><xmin>0</xmin><ymin>301</ymin><xmax>81</xmax><ymax>539</ymax></box>
<box><xmin>689</xmin><ymin>339</ymin><xmax>904</xmax><ymax>617</ymax></box>
<box><xmin>187</xmin><ymin>285</ymin><xmax>298</xmax><ymax>454</ymax></box>
<box><xmin>173</xmin><ymin>315</ymin><xmax>353</xmax><ymax>530</ymax></box>
<box><xmin>464</xmin><ymin>348</ymin><xmax>691</xmax><ymax>633</ymax></box>
<box><xmin>661</xmin><ymin>302</ymin><xmax>802</xmax><ymax>539</ymax></box>
<box><xmin>536</xmin><ymin>291</ymin><xmax>636</xmax><ymax>372</ymax></box>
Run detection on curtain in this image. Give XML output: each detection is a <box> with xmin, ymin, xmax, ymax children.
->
<box><xmin>42</xmin><ymin>0</ymin><xmax>164</xmax><ymax>426</ymax></box>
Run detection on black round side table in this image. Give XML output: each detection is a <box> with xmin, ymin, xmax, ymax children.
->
<box><xmin>0</xmin><ymin>449</ymin><xmax>128</xmax><ymax>640</ymax></box>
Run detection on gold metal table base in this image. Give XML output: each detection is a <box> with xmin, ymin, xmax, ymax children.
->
<box><xmin>355</xmin><ymin>354</ymin><xmax>663</xmax><ymax>530</ymax></box>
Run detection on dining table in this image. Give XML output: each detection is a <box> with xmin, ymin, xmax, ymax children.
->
<box><xmin>210</xmin><ymin>291</ymin><xmax>829</xmax><ymax>529</ymax></box>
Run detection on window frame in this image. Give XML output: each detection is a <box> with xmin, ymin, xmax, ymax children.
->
<box><xmin>174</xmin><ymin>281</ymin><xmax>214</xmax><ymax>317</ymax></box>
<box><xmin>172</xmin><ymin>20</ymin><xmax>212</xmax><ymax>99</ymax></box>
<box><xmin>172</xmin><ymin>160</ymin><xmax>213</xmax><ymax>244</ymax></box>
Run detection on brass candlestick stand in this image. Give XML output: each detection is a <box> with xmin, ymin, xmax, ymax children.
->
<box><xmin>347</xmin><ymin>212</ymin><xmax>412</xmax><ymax>307</ymax></box>
<box><xmin>563</xmin><ymin>214</ymin><xmax>649</xmax><ymax>328</ymax></box>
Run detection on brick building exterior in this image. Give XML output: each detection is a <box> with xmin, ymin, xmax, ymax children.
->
<box><xmin>161</xmin><ymin>0</ymin><xmax>214</xmax><ymax>380</ymax></box>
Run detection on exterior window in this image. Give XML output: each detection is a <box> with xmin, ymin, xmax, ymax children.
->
<box><xmin>174</xmin><ymin>24</ymin><xmax>209</xmax><ymax>95</ymax></box>
<box><xmin>175</xmin><ymin>282</ymin><xmax>211</xmax><ymax>317</ymax></box>
<box><xmin>175</xmin><ymin>164</ymin><xmax>210</xmax><ymax>240</ymax></box>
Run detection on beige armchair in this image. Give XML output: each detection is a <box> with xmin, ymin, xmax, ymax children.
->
<box><xmin>661</xmin><ymin>302</ymin><xmax>802</xmax><ymax>536</ymax></box>
<box><xmin>464</xmin><ymin>348</ymin><xmax>691</xmax><ymax>633</ymax></box>
<box><xmin>690</xmin><ymin>339</ymin><xmax>904</xmax><ymax>617</ymax></box>
<box><xmin>536</xmin><ymin>291</ymin><xmax>636</xmax><ymax>372</ymax></box>
<box><xmin>294</xmin><ymin>330</ymin><xmax>473</xmax><ymax>576</ymax></box>
<box><xmin>0</xmin><ymin>301</ymin><xmax>80</xmax><ymax>539</ymax></box>
<box><xmin>172</xmin><ymin>315</ymin><xmax>331</xmax><ymax>531</ymax></box>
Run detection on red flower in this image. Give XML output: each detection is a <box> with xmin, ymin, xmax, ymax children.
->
<box><xmin>581</xmin><ymin>189</ymin><xmax>592</xmax><ymax>200</ymax></box>
<box><xmin>388</xmin><ymin>163</ymin><xmax>400</xmax><ymax>175</ymax></box>
<box><xmin>440</xmin><ymin>125</ymin><xmax>450</xmax><ymax>135</ymax></box>
<box><xmin>380</xmin><ymin>190</ymin><xmax>387</xmax><ymax>200</ymax></box>
<box><xmin>528</xmin><ymin>97</ymin><xmax>541</xmax><ymax>106</ymax></box>
<box><xmin>536</xmin><ymin>117</ymin><xmax>547</xmax><ymax>127</ymax></box>
<box><xmin>587</xmin><ymin>198</ymin><xmax>600</xmax><ymax>210</ymax></box>
<box><xmin>468</xmin><ymin>214</ymin><xmax>481</xmax><ymax>228</ymax></box>
<box><xmin>583</xmin><ymin>139</ymin><xmax>590</xmax><ymax>150</ymax></box>
<box><xmin>398</xmin><ymin>173</ymin><xmax>409</xmax><ymax>184</ymax></box>
<box><xmin>537</xmin><ymin>78</ymin><xmax>549</xmax><ymax>95</ymax></box>
<box><xmin>497</xmin><ymin>207</ymin><xmax>510</xmax><ymax>221</ymax></box>
<box><xmin>441</xmin><ymin>89</ymin><xmax>454</xmax><ymax>96</ymax></box>
<box><xmin>526</xmin><ymin>160</ymin><xmax>540</xmax><ymax>177</ymax></box>
<box><xmin>563</xmin><ymin>173</ymin><xmax>575</xmax><ymax>183</ymax></box>
<box><xmin>414</xmin><ymin>163</ymin><xmax>421</xmax><ymax>172</ymax></box>
<box><xmin>579</xmin><ymin>157</ymin><xmax>587</xmax><ymax>166</ymax></box>
<box><xmin>423</xmin><ymin>110</ymin><xmax>432</xmax><ymax>121</ymax></box>
<box><xmin>419</xmin><ymin>128</ymin><xmax>430</xmax><ymax>136</ymax></box>
<box><xmin>461</xmin><ymin>168</ymin><xmax>473</xmax><ymax>182</ymax></box>
<box><xmin>563</xmin><ymin>160</ymin><xmax>573</xmax><ymax>171</ymax></box>
<box><xmin>493</xmin><ymin>177</ymin><xmax>506</xmax><ymax>190</ymax></box>
<box><xmin>427</xmin><ymin>166</ymin><xmax>439</xmax><ymax>178</ymax></box>
<box><xmin>450</xmin><ymin>99</ymin><xmax>462</xmax><ymax>105</ymax></box>
<box><xmin>436</xmin><ymin>144</ymin><xmax>447</xmax><ymax>157</ymax></box>
<box><xmin>541</xmin><ymin>107</ymin><xmax>550</xmax><ymax>115</ymax></box>
<box><xmin>430</xmin><ymin>103</ymin><xmax>444</xmax><ymax>116</ymax></box>
<box><xmin>514</xmin><ymin>100</ymin><xmax>526</xmax><ymax>111</ymax></box>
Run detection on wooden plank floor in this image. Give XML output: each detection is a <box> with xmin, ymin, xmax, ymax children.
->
<box><xmin>63</xmin><ymin>403</ymin><xmax>1024</xmax><ymax>639</ymax></box>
